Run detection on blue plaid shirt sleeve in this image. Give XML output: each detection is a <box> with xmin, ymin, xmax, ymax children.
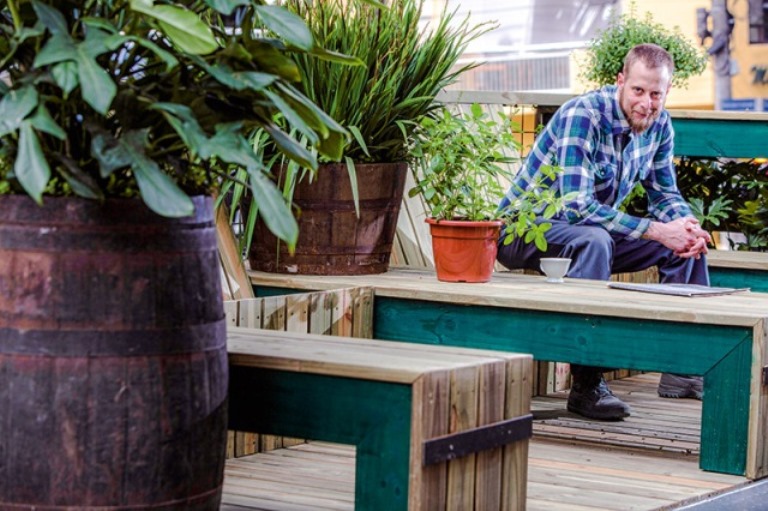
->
<box><xmin>642</xmin><ymin>122</ymin><xmax>692</xmax><ymax>222</ymax></box>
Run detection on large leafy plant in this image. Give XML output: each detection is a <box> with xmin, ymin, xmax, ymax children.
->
<box><xmin>0</xmin><ymin>0</ymin><xmax>362</xmax><ymax>245</ymax></box>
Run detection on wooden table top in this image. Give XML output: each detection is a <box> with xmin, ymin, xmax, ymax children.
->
<box><xmin>249</xmin><ymin>268</ymin><xmax>768</xmax><ymax>328</ymax></box>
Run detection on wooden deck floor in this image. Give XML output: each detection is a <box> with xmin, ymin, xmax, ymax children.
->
<box><xmin>221</xmin><ymin>373</ymin><xmax>747</xmax><ymax>511</ymax></box>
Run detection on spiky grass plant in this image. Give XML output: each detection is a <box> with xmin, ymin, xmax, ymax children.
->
<box><xmin>279</xmin><ymin>0</ymin><xmax>493</xmax><ymax>163</ymax></box>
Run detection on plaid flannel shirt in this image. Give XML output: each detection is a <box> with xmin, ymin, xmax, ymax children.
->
<box><xmin>500</xmin><ymin>85</ymin><xmax>692</xmax><ymax>239</ymax></box>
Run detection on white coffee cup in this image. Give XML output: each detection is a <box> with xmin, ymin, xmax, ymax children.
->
<box><xmin>540</xmin><ymin>257</ymin><xmax>572</xmax><ymax>283</ymax></box>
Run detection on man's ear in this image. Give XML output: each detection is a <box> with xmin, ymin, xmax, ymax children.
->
<box><xmin>617</xmin><ymin>72</ymin><xmax>625</xmax><ymax>87</ymax></box>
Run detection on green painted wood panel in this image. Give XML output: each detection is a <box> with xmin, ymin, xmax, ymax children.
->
<box><xmin>672</xmin><ymin>118</ymin><xmax>768</xmax><ymax>159</ymax></box>
<box><xmin>372</xmin><ymin>296</ymin><xmax>754</xmax><ymax>476</ymax></box>
<box><xmin>229</xmin><ymin>367</ymin><xmax>412</xmax><ymax>510</ymax></box>
<box><xmin>710</xmin><ymin>267</ymin><xmax>768</xmax><ymax>293</ymax></box>
<box><xmin>700</xmin><ymin>338</ymin><xmax>752</xmax><ymax>475</ymax></box>
<box><xmin>253</xmin><ymin>285</ymin><xmax>304</xmax><ymax>297</ymax></box>
<box><xmin>373</xmin><ymin>297</ymin><xmax>748</xmax><ymax>374</ymax></box>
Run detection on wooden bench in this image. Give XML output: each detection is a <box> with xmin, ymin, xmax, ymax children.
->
<box><xmin>708</xmin><ymin>250</ymin><xmax>768</xmax><ymax>292</ymax></box>
<box><xmin>223</xmin><ymin>287</ymin><xmax>374</xmax><ymax>458</ymax></box>
<box><xmin>249</xmin><ymin>268</ymin><xmax>768</xmax><ymax>479</ymax></box>
<box><xmin>227</xmin><ymin>327</ymin><xmax>533</xmax><ymax>510</ymax></box>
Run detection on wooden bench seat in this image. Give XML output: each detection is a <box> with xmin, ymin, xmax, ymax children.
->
<box><xmin>249</xmin><ymin>267</ymin><xmax>768</xmax><ymax>479</ymax></box>
<box><xmin>227</xmin><ymin>327</ymin><xmax>533</xmax><ymax>510</ymax></box>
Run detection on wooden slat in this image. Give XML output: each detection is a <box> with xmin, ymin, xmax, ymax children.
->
<box><xmin>503</xmin><ymin>355</ymin><xmax>531</xmax><ymax>510</ymax></box>
<box><xmin>748</xmin><ymin>318</ymin><xmax>768</xmax><ymax>480</ymax></box>
<box><xmin>410</xmin><ymin>370</ymin><xmax>449</xmax><ymax>510</ymax></box>
<box><xmin>446</xmin><ymin>366</ymin><xmax>478</xmax><ymax>510</ymax></box>
<box><xmin>474</xmin><ymin>360</ymin><xmax>506</xmax><ymax>510</ymax></box>
<box><xmin>216</xmin><ymin>203</ymin><xmax>254</xmax><ymax>300</ymax></box>
<box><xmin>222</xmin><ymin>376</ymin><xmax>746</xmax><ymax>511</ymax></box>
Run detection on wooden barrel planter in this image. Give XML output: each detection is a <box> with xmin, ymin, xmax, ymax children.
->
<box><xmin>0</xmin><ymin>195</ymin><xmax>227</xmax><ymax>510</ymax></box>
<box><xmin>249</xmin><ymin>162</ymin><xmax>408</xmax><ymax>275</ymax></box>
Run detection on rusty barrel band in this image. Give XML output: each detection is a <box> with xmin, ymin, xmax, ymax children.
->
<box><xmin>0</xmin><ymin>226</ymin><xmax>217</xmax><ymax>252</ymax></box>
<box><xmin>0</xmin><ymin>320</ymin><xmax>226</xmax><ymax>357</ymax></box>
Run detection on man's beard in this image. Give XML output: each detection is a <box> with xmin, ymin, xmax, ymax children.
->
<box><xmin>619</xmin><ymin>88</ymin><xmax>661</xmax><ymax>134</ymax></box>
<box><xmin>629</xmin><ymin>109</ymin><xmax>660</xmax><ymax>133</ymax></box>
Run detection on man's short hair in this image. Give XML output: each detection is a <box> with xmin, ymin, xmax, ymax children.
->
<box><xmin>622</xmin><ymin>43</ymin><xmax>675</xmax><ymax>77</ymax></box>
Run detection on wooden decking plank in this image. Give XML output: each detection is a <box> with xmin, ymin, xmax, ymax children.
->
<box><xmin>223</xmin><ymin>374</ymin><xmax>747</xmax><ymax>511</ymax></box>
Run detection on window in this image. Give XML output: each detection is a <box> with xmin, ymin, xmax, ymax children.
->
<box><xmin>749</xmin><ymin>0</ymin><xmax>768</xmax><ymax>43</ymax></box>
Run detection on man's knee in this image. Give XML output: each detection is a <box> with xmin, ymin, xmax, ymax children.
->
<box><xmin>564</xmin><ymin>227</ymin><xmax>614</xmax><ymax>261</ymax></box>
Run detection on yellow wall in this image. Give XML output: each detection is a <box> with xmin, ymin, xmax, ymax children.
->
<box><xmin>728</xmin><ymin>1</ymin><xmax>768</xmax><ymax>101</ymax></box>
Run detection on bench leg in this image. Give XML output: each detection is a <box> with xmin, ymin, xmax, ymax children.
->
<box><xmin>700</xmin><ymin>337</ymin><xmax>752</xmax><ymax>476</ymax></box>
<box><xmin>229</xmin><ymin>367</ymin><xmax>413</xmax><ymax>510</ymax></box>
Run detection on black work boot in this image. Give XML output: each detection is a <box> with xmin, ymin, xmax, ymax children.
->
<box><xmin>567</xmin><ymin>371</ymin><xmax>631</xmax><ymax>421</ymax></box>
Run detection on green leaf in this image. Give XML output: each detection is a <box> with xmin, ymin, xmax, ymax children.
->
<box><xmin>358</xmin><ymin>0</ymin><xmax>388</xmax><ymax>7</ymax></box>
<box><xmin>133</xmin><ymin>157</ymin><xmax>195</xmax><ymax>218</ymax></box>
<box><xmin>151</xmin><ymin>102</ymin><xmax>211</xmax><ymax>158</ymax></box>
<box><xmin>234</xmin><ymin>71</ymin><xmax>278</xmax><ymax>91</ymax></box>
<box><xmin>244</xmin><ymin>41</ymin><xmax>302</xmax><ymax>82</ymax></box>
<box><xmin>255</xmin><ymin>5</ymin><xmax>313</xmax><ymax>51</ymax></box>
<box><xmin>91</xmin><ymin>132</ymin><xmax>136</xmax><ymax>177</ymax></box>
<box><xmin>263</xmin><ymin>124</ymin><xmax>317</xmax><ymax>170</ymax></box>
<box><xmin>317</xmin><ymin>129</ymin><xmax>345</xmax><ymax>162</ymax></box>
<box><xmin>204</xmin><ymin>0</ymin><xmax>248</xmax><ymax>15</ymax></box>
<box><xmin>0</xmin><ymin>86</ymin><xmax>39</xmax><ymax>137</ymax></box>
<box><xmin>247</xmin><ymin>169</ymin><xmax>298</xmax><ymax>246</ymax></box>
<box><xmin>264</xmin><ymin>90</ymin><xmax>318</xmax><ymax>145</ymax></box>
<box><xmin>15</xmin><ymin>122</ymin><xmax>51</xmax><ymax>203</ymax></box>
<box><xmin>207</xmin><ymin>124</ymin><xmax>264</xmax><ymax>170</ymax></box>
<box><xmin>275</xmin><ymin>82</ymin><xmax>347</xmax><ymax>140</ymax></box>
<box><xmin>52</xmin><ymin>62</ymin><xmax>79</xmax><ymax>96</ymax></box>
<box><xmin>33</xmin><ymin>34</ymin><xmax>77</xmax><ymax>67</ymax></box>
<box><xmin>81</xmin><ymin>17</ymin><xmax>119</xmax><ymax>33</ymax></box>
<box><xmin>345</xmin><ymin>157</ymin><xmax>360</xmax><ymax>219</ymax></box>
<box><xmin>76</xmin><ymin>52</ymin><xmax>116</xmax><ymax>115</ymax></box>
<box><xmin>57</xmin><ymin>156</ymin><xmax>104</xmax><ymax>200</ymax></box>
<box><xmin>95</xmin><ymin>128</ymin><xmax>193</xmax><ymax>217</ymax></box>
<box><xmin>32</xmin><ymin>1</ymin><xmax>68</xmax><ymax>35</ymax></box>
<box><xmin>29</xmin><ymin>105</ymin><xmax>66</xmax><ymax>140</ymax></box>
<box><xmin>307</xmin><ymin>46</ymin><xmax>365</xmax><ymax>66</ymax></box>
<box><xmin>347</xmin><ymin>126</ymin><xmax>369</xmax><ymax>158</ymax></box>
<box><xmin>131</xmin><ymin>1</ymin><xmax>219</xmax><ymax>55</ymax></box>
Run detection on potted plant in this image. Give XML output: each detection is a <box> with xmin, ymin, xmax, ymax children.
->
<box><xmin>0</xmin><ymin>1</ymin><xmax>347</xmax><ymax>508</ymax></box>
<box><xmin>246</xmin><ymin>0</ymin><xmax>491</xmax><ymax>275</ymax></box>
<box><xmin>408</xmin><ymin>104</ymin><xmax>571</xmax><ymax>283</ymax></box>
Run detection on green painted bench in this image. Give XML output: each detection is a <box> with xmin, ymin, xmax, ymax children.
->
<box><xmin>227</xmin><ymin>327</ymin><xmax>532</xmax><ymax>510</ymax></box>
<box><xmin>708</xmin><ymin>250</ymin><xmax>768</xmax><ymax>293</ymax></box>
<box><xmin>248</xmin><ymin>268</ymin><xmax>768</xmax><ymax>479</ymax></box>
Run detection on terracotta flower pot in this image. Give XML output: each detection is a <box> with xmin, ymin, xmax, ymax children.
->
<box><xmin>426</xmin><ymin>218</ymin><xmax>503</xmax><ymax>283</ymax></box>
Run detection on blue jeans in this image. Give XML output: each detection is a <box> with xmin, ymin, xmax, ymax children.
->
<box><xmin>497</xmin><ymin>220</ymin><xmax>709</xmax><ymax>376</ymax></box>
